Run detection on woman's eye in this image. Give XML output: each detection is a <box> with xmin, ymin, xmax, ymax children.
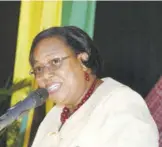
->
<box><xmin>35</xmin><ymin>66</ymin><xmax>43</xmax><ymax>73</ymax></box>
<box><xmin>52</xmin><ymin>58</ymin><xmax>61</xmax><ymax>65</ymax></box>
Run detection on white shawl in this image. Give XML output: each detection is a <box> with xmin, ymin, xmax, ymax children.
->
<box><xmin>32</xmin><ymin>77</ymin><xmax>159</xmax><ymax>147</ymax></box>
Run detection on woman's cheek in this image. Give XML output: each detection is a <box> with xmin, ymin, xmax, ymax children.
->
<box><xmin>36</xmin><ymin>79</ymin><xmax>45</xmax><ymax>88</ymax></box>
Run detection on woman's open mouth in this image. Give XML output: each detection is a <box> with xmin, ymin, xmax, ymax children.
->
<box><xmin>47</xmin><ymin>83</ymin><xmax>61</xmax><ymax>94</ymax></box>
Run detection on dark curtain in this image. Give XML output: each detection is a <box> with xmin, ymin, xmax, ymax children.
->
<box><xmin>0</xmin><ymin>2</ymin><xmax>20</xmax><ymax>147</ymax></box>
<box><xmin>94</xmin><ymin>1</ymin><xmax>162</xmax><ymax>97</ymax></box>
<box><xmin>0</xmin><ymin>2</ymin><xmax>20</xmax><ymax>87</ymax></box>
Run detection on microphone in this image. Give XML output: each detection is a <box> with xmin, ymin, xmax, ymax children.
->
<box><xmin>0</xmin><ymin>88</ymin><xmax>49</xmax><ymax>131</ymax></box>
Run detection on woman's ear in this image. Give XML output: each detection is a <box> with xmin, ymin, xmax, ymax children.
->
<box><xmin>77</xmin><ymin>52</ymin><xmax>89</xmax><ymax>61</ymax></box>
<box><xmin>77</xmin><ymin>52</ymin><xmax>89</xmax><ymax>71</ymax></box>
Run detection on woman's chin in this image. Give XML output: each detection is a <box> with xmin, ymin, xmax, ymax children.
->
<box><xmin>46</xmin><ymin>84</ymin><xmax>68</xmax><ymax>105</ymax></box>
<box><xmin>48</xmin><ymin>93</ymin><xmax>66</xmax><ymax>105</ymax></box>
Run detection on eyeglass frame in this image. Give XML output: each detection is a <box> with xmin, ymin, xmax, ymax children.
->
<box><xmin>29</xmin><ymin>56</ymin><xmax>70</xmax><ymax>77</ymax></box>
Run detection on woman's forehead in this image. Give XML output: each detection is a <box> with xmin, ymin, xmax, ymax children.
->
<box><xmin>33</xmin><ymin>37</ymin><xmax>73</xmax><ymax>58</ymax></box>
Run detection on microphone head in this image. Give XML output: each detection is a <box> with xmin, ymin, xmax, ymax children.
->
<box><xmin>32</xmin><ymin>88</ymin><xmax>49</xmax><ymax>107</ymax></box>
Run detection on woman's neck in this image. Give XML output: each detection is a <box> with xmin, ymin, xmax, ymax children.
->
<box><xmin>67</xmin><ymin>76</ymin><xmax>103</xmax><ymax>113</ymax></box>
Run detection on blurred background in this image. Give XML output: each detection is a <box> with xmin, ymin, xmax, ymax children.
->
<box><xmin>0</xmin><ymin>1</ymin><xmax>162</xmax><ymax>147</ymax></box>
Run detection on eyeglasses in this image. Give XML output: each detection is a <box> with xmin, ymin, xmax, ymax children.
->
<box><xmin>29</xmin><ymin>56</ymin><xmax>70</xmax><ymax>77</ymax></box>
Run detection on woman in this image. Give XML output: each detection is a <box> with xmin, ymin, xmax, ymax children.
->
<box><xmin>30</xmin><ymin>26</ymin><xmax>159</xmax><ymax>147</ymax></box>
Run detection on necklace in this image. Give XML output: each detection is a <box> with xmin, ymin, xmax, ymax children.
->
<box><xmin>60</xmin><ymin>79</ymin><xmax>97</xmax><ymax>124</ymax></box>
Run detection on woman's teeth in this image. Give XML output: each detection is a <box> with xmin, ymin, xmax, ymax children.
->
<box><xmin>47</xmin><ymin>83</ymin><xmax>61</xmax><ymax>92</ymax></box>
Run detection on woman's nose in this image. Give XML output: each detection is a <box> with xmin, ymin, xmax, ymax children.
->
<box><xmin>43</xmin><ymin>66</ymin><xmax>54</xmax><ymax>79</ymax></box>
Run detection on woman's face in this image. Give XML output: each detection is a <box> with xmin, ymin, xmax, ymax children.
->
<box><xmin>32</xmin><ymin>37</ymin><xmax>87</xmax><ymax>106</ymax></box>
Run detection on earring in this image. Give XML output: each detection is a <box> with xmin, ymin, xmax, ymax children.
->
<box><xmin>84</xmin><ymin>72</ymin><xmax>90</xmax><ymax>81</ymax></box>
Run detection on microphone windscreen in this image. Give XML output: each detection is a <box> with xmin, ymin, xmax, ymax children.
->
<box><xmin>32</xmin><ymin>88</ymin><xmax>49</xmax><ymax>107</ymax></box>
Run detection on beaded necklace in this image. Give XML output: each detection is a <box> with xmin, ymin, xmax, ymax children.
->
<box><xmin>60</xmin><ymin>79</ymin><xmax>97</xmax><ymax>124</ymax></box>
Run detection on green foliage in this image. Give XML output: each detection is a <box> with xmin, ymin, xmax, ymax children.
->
<box><xmin>6</xmin><ymin>121</ymin><xmax>21</xmax><ymax>147</ymax></box>
<box><xmin>0</xmin><ymin>77</ymin><xmax>32</xmax><ymax>147</ymax></box>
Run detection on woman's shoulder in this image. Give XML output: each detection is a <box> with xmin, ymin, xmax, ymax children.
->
<box><xmin>99</xmin><ymin>77</ymin><xmax>145</xmax><ymax>108</ymax></box>
<box><xmin>100</xmin><ymin>77</ymin><xmax>143</xmax><ymax>101</ymax></box>
<box><xmin>97</xmin><ymin>77</ymin><xmax>154</xmax><ymax>124</ymax></box>
<box><xmin>96</xmin><ymin>77</ymin><xmax>134</xmax><ymax>101</ymax></box>
<box><xmin>101</xmin><ymin>77</ymin><xmax>126</xmax><ymax>90</ymax></box>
